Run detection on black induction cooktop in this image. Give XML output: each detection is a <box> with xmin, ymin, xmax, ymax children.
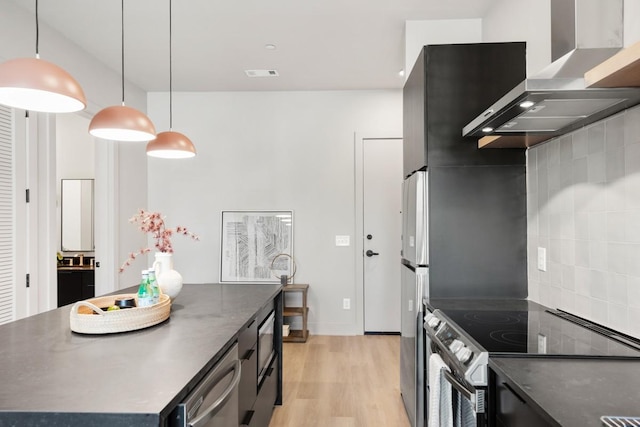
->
<box><xmin>428</xmin><ymin>299</ymin><xmax>640</xmax><ymax>358</ymax></box>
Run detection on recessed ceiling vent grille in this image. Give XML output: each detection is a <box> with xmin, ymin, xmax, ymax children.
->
<box><xmin>244</xmin><ymin>69</ymin><xmax>279</xmax><ymax>78</ymax></box>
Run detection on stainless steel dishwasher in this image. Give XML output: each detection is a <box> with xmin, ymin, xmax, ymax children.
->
<box><xmin>171</xmin><ymin>343</ymin><xmax>241</xmax><ymax>427</ymax></box>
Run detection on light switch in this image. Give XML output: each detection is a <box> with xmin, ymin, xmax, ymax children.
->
<box><xmin>335</xmin><ymin>235</ymin><xmax>350</xmax><ymax>246</ymax></box>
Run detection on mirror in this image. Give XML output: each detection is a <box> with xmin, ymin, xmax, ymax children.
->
<box><xmin>61</xmin><ymin>179</ymin><xmax>94</xmax><ymax>251</ymax></box>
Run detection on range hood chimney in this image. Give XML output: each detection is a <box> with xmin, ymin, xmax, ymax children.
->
<box><xmin>463</xmin><ymin>0</ymin><xmax>640</xmax><ymax>143</ymax></box>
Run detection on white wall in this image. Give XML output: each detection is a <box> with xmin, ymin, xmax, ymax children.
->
<box><xmin>405</xmin><ymin>19</ymin><xmax>482</xmax><ymax>79</ymax></box>
<box><xmin>483</xmin><ymin>0</ymin><xmax>640</xmax><ymax>75</ymax></box>
<box><xmin>482</xmin><ymin>0</ymin><xmax>551</xmax><ymax>76</ymax></box>
<box><xmin>56</xmin><ymin>115</ymin><xmax>95</xmax><ymax>181</ymax></box>
<box><xmin>147</xmin><ymin>90</ymin><xmax>402</xmax><ymax>335</ymax></box>
<box><xmin>116</xmin><ymin>142</ymin><xmax>149</xmax><ymax>289</ymax></box>
<box><xmin>0</xmin><ymin>1</ymin><xmax>146</xmax><ymax>115</ymax></box>
<box><xmin>624</xmin><ymin>0</ymin><xmax>640</xmax><ymax>47</ymax></box>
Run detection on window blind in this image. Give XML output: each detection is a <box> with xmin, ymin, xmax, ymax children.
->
<box><xmin>0</xmin><ymin>106</ymin><xmax>14</xmax><ymax>325</ymax></box>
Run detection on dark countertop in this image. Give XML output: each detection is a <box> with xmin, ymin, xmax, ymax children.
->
<box><xmin>490</xmin><ymin>357</ymin><xmax>640</xmax><ymax>427</ymax></box>
<box><xmin>57</xmin><ymin>266</ymin><xmax>95</xmax><ymax>271</ymax></box>
<box><xmin>0</xmin><ymin>283</ymin><xmax>281</xmax><ymax>426</ymax></box>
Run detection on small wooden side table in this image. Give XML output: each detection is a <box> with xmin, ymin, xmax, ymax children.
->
<box><xmin>282</xmin><ymin>284</ymin><xmax>309</xmax><ymax>343</ymax></box>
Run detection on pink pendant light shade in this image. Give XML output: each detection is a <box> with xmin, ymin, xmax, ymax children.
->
<box><xmin>146</xmin><ymin>131</ymin><xmax>196</xmax><ymax>159</ymax></box>
<box><xmin>146</xmin><ymin>0</ymin><xmax>197</xmax><ymax>159</ymax></box>
<box><xmin>0</xmin><ymin>57</ymin><xmax>86</xmax><ymax>113</ymax></box>
<box><xmin>89</xmin><ymin>105</ymin><xmax>156</xmax><ymax>142</ymax></box>
<box><xmin>88</xmin><ymin>0</ymin><xmax>156</xmax><ymax>142</ymax></box>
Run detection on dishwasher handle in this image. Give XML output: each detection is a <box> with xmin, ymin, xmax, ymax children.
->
<box><xmin>188</xmin><ymin>360</ymin><xmax>242</xmax><ymax>427</ymax></box>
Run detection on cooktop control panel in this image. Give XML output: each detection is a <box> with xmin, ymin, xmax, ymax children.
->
<box><xmin>424</xmin><ymin>309</ymin><xmax>488</xmax><ymax>387</ymax></box>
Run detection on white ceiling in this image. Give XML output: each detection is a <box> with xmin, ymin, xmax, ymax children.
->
<box><xmin>9</xmin><ymin>0</ymin><xmax>496</xmax><ymax>92</ymax></box>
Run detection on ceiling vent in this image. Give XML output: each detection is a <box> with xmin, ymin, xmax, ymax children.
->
<box><xmin>244</xmin><ymin>69</ymin><xmax>279</xmax><ymax>78</ymax></box>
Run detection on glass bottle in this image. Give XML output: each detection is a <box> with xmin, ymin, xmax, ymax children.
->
<box><xmin>148</xmin><ymin>268</ymin><xmax>160</xmax><ymax>305</ymax></box>
<box><xmin>137</xmin><ymin>270</ymin><xmax>154</xmax><ymax>307</ymax></box>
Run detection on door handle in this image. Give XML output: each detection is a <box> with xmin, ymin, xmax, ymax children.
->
<box><xmin>242</xmin><ymin>348</ymin><xmax>255</xmax><ymax>361</ymax></box>
<box><xmin>241</xmin><ymin>410</ymin><xmax>255</xmax><ymax>426</ymax></box>
<box><xmin>366</xmin><ymin>250</ymin><xmax>379</xmax><ymax>257</ymax></box>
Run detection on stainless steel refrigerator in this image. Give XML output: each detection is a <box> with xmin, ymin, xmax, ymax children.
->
<box><xmin>400</xmin><ymin>170</ymin><xmax>428</xmax><ymax>427</ymax></box>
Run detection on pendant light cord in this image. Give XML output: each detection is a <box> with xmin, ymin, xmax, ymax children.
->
<box><xmin>169</xmin><ymin>0</ymin><xmax>173</xmax><ymax>130</ymax></box>
<box><xmin>121</xmin><ymin>0</ymin><xmax>125</xmax><ymax>105</ymax></box>
<box><xmin>35</xmin><ymin>0</ymin><xmax>39</xmax><ymax>58</ymax></box>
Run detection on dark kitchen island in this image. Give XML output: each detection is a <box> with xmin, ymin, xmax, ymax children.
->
<box><xmin>0</xmin><ymin>283</ymin><xmax>282</xmax><ymax>427</ymax></box>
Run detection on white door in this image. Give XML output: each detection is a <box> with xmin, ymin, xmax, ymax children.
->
<box><xmin>363</xmin><ymin>138</ymin><xmax>403</xmax><ymax>333</ymax></box>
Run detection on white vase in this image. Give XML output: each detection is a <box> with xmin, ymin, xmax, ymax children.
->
<box><xmin>152</xmin><ymin>252</ymin><xmax>183</xmax><ymax>300</ymax></box>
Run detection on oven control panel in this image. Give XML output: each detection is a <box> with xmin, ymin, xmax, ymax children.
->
<box><xmin>424</xmin><ymin>309</ymin><xmax>488</xmax><ymax>387</ymax></box>
<box><xmin>426</xmin><ymin>316</ymin><xmax>477</xmax><ymax>364</ymax></box>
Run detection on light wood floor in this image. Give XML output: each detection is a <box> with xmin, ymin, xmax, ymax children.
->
<box><xmin>269</xmin><ymin>335</ymin><xmax>411</xmax><ymax>427</ymax></box>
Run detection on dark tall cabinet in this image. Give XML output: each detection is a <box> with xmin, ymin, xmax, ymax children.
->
<box><xmin>403</xmin><ymin>43</ymin><xmax>528</xmax><ymax>298</ymax></box>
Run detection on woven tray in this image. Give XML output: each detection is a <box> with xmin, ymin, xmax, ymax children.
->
<box><xmin>70</xmin><ymin>293</ymin><xmax>171</xmax><ymax>334</ymax></box>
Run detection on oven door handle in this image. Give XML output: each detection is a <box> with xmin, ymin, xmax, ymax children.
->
<box><xmin>443</xmin><ymin>370</ymin><xmax>475</xmax><ymax>406</ymax></box>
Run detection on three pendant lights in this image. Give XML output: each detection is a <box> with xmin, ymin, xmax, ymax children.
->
<box><xmin>0</xmin><ymin>0</ymin><xmax>196</xmax><ymax>159</ymax></box>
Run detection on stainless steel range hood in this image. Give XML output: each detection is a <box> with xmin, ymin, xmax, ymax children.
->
<box><xmin>463</xmin><ymin>0</ymin><xmax>640</xmax><ymax>141</ymax></box>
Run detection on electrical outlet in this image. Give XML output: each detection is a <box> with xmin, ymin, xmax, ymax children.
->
<box><xmin>537</xmin><ymin>247</ymin><xmax>547</xmax><ymax>272</ymax></box>
<box><xmin>538</xmin><ymin>334</ymin><xmax>548</xmax><ymax>354</ymax></box>
<box><xmin>343</xmin><ymin>298</ymin><xmax>351</xmax><ymax>310</ymax></box>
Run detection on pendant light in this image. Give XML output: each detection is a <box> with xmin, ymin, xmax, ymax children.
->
<box><xmin>0</xmin><ymin>0</ymin><xmax>86</xmax><ymax>113</ymax></box>
<box><xmin>146</xmin><ymin>0</ymin><xmax>196</xmax><ymax>159</ymax></box>
<box><xmin>89</xmin><ymin>0</ymin><xmax>156</xmax><ymax>142</ymax></box>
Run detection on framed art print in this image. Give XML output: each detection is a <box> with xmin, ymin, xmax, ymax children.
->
<box><xmin>220</xmin><ymin>210</ymin><xmax>293</xmax><ymax>282</ymax></box>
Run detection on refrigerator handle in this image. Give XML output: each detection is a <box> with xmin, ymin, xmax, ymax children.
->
<box><xmin>416</xmin><ymin>268</ymin><xmax>428</xmax><ymax>314</ymax></box>
<box><xmin>417</xmin><ymin>273</ymin><xmax>424</xmax><ymax>314</ymax></box>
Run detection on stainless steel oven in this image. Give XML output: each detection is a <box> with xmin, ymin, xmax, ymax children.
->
<box><xmin>424</xmin><ymin>309</ymin><xmax>488</xmax><ymax>427</ymax></box>
<box><xmin>257</xmin><ymin>311</ymin><xmax>275</xmax><ymax>386</ymax></box>
<box><xmin>424</xmin><ymin>298</ymin><xmax>640</xmax><ymax>427</ymax></box>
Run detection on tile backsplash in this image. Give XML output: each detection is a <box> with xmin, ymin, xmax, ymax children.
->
<box><xmin>527</xmin><ymin>104</ymin><xmax>640</xmax><ymax>339</ymax></box>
